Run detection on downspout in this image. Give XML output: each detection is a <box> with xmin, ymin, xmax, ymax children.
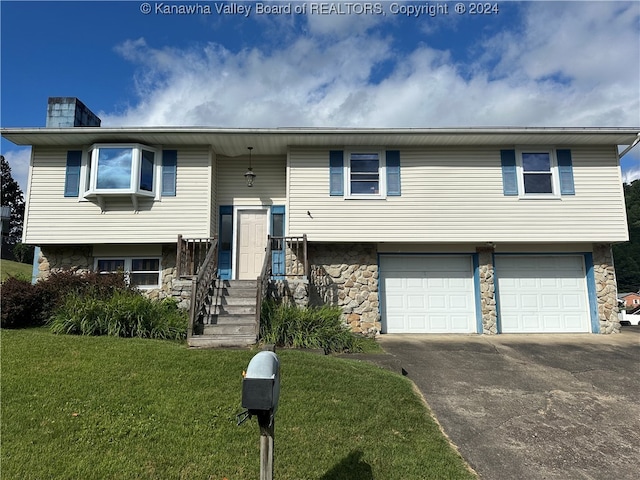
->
<box><xmin>618</xmin><ymin>133</ymin><xmax>640</xmax><ymax>159</ymax></box>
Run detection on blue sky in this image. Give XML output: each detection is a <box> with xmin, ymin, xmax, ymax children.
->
<box><xmin>1</xmin><ymin>0</ymin><xmax>639</xmax><ymax>192</ymax></box>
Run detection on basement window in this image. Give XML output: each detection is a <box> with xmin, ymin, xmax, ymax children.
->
<box><xmin>96</xmin><ymin>257</ymin><xmax>161</xmax><ymax>289</ymax></box>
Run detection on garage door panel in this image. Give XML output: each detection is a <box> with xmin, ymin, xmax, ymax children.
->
<box><xmin>429</xmin><ymin>315</ymin><xmax>448</xmax><ymax>330</ymax></box>
<box><xmin>496</xmin><ymin>255</ymin><xmax>590</xmax><ymax>333</ymax></box>
<box><xmin>521</xmin><ymin>294</ymin><xmax>539</xmax><ymax>309</ymax></box>
<box><xmin>541</xmin><ymin>295</ymin><xmax>559</xmax><ymax>308</ymax></box>
<box><xmin>409</xmin><ymin>316</ymin><xmax>426</xmax><ymax>329</ymax></box>
<box><xmin>381</xmin><ymin>255</ymin><xmax>476</xmax><ymax>333</ymax></box>
<box><xmin>407</xmin><ymin>295</ymin><xmax>426</xmax><ymax>309</ymax></box>
<box><xmin>561</xmin><ymin>294</ymin><xmax>582</xmax><ymax>309</ymax></box>
<box><xmin>427</xmin><ymin>295</ymin><xmax>447</xmax><ymax>309</ymax></box>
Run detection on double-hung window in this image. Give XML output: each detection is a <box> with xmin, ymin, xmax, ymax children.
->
<box><xmin>501</xmin><ymin>148</ymin><xmax>575</xmax><ymax>198</ymax></box>
<box><xmin>521</xmin><ymin>151</ymin><xmax>554</xmax><ymax>194</ymax></box>
<box><xmin>96</xmin><ymin>257</ymin><xmax>161</xmax><ymax>289</ymax></box>
<box><xmin>345</xmin><ymin>149</ymin><xmax>387</xmax><ymax>198</ymax></box>
<box><xmin>330</xmin><ymin>149</ymin><xmax>401</xmax><ymax>198</ymax></box>
<box><xmin>349</xmin><ymin>152</ymin><xmax>381</xmax><ymax>195</ymax></box>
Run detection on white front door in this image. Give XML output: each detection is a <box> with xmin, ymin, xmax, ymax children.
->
<box><xmin>496</xmin><ymin>255</ymin><xmax>590</xmax><ymax>333</ymax></box>
<box><xmin>380</xmin><ymin>255</ymin><xmax>477</xmax><ymax>333</ymax></box>
<box><xmin>237</xmin><ymin>210</ymin><xmax>267</xmax><ymax>280</ymax></box>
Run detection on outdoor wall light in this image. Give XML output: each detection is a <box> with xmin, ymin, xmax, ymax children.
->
<box><xmin>244</xmin><ymin>146</ymin><xmax>256</xmax><ymax>187</ymax></box>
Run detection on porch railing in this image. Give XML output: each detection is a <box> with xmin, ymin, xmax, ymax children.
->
<box><xmin>187</xmin><ymin>239</ymin><xmax>219</xmax><ymax>339</ymax></box>
<box><xmin>256</xmin><ymin>237</ymin><xmax>273</xmax><ymax>334</ymax></box>
<box><xmin>270</xmin><ymin>234</ymin><xmax>309</xmax><ymax>279</ymax></box>
<box><xmin>177</xmin><ymin>235</ymin><xmax>216</xmax><ymax>277</ymax></box>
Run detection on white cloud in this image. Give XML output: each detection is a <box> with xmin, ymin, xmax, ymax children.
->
<box><xmin>102</xmin><ymin>2</ymin><xmax>639</xmax><ymax>130</ymax></box>
<box><xmin>2</xmin><ymin>148</ymin><xmax>31</xmax><ymax>194</ymax></box>
<box><xmin>622</xmin><ymin>167</ymin><xmax>640</xmax><ymax>185</ymax></box>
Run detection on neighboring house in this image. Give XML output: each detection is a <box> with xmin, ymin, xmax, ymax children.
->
<box><xmin>2</xmin><ymin>98</ymin><xmax>639</xmax><ymax>346</ymax></box>
<box><xmin>618</xmin><ymin>292</ymin><xmax>640</xmax><ymax>310</ymax></box>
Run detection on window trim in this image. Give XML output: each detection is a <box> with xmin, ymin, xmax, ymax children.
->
<box><xmin>344</xmin><ymin>148</ymin><xmax>387</xmax><ymax>199</ymax></box>
<box><xmin>80</xmin><ymin>143</ymin><xmax>163</xmax><ymax>204</ymax></box>
<box><xmin>94</xmin><ymin>256</ymin><xmax>162</xmax><ymax>289</ymax></box>
<box><xmin>515</xmin><ymin>148</ymin><xmax>562</xmax><ymax>198</ymax></box>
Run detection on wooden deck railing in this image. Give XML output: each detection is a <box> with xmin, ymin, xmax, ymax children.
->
<box><xmin>187</xmin><ymin>239</ymin><xmax>219</xmax><ymax>340</ymax></box>
<box><xmin>256</xmin><ymin>237</ymin><xmax>273</xmax><ymax>334</ymax></box>
<box><xmin>270</xmin><ymin>234</ymin><xmax>309</xmax><ymax>278</ymax></box>
<box><xmin>177</xmin><ymin>235</ymin><xmax>216</xmax><ymax>277</ymax></box>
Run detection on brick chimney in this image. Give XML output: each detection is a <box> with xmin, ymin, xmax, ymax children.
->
<box><xmin>46</xmin><ymin>97</ymin><xmax>101</xmax><ymax>127</ymax></box>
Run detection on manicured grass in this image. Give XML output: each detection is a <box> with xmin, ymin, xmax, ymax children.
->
<box><xmin>1</xmin><ymin>329</ymin><xmax>475</xmax><ymax>479</ymax></box>
<box><xmin>0</xmin><ymin>259</ymin><xmax>31</xmax><ymax>282</ymax></box>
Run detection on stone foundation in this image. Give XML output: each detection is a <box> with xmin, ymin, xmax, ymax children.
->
<box><xmin>477</xmin><ymin>246</ymin><xmax>497</xmax><ymax>334</ymax></box>
<box><xmin>309</xmin><ymin>243</ymin><xmax>380</xmax><ymax>336</ymax></box>
<box><xmin>37</xmin><ymin>245</ymin><xmax>93</xmax><ymax>280</ymax></box>
<box><xmin>593</xmin><ymin>243</ymin><xmax>620</xmax><ymax>334</ymax></box>
<box><xmin>269</xmin><ymin>279</ymin><xmax>309</xmax><ymax>308</ymax></box>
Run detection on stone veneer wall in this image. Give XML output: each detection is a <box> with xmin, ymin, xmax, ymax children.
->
<box><xmin>476</xmin><ymin>246</ymin><xmax>497</xmax><ymax>334</ymax></box>
<box><xmin>37</xmin><ymin>244</ymin><xmax>192</xmax><ymax>310</ymax></box>
<box><xmin>269</xmin><ymin>280</ymin><xmax>309</xmax><ymax>308</ymax></box>
<box><xmin>592</xmin><ymin>243</ymin><xmax>621</xmax><ymax>334</ymax></box>
<box><xmin>37</xmin><ymin>245</ymin><xmax>93</xmax><ymax>280</ymax></box>
<box><xmin>308</xmin><ymin>243</ymin><xmax>380</xmax><ymax>336</ymax></box>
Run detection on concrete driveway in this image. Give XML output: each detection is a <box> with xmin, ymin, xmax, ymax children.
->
<box><xmin>368</xmin><ymin>327</ymin><xmax>640</xmax><ymax>479</ymax></box>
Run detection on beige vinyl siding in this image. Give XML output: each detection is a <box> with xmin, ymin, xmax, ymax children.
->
<box><xmin>288</xmin><ymin>146</ymin><xmax>628</xmax><ymax>243</ymax></box>
<box><xmin>24</xmin><ymin>147</ymin><xmax>212</xmax><ymax>244</ymax></box>
<box><xmin>216</xmin><ymin>155</ymin><xmax>286</xmax><ymax>207</ymax></box>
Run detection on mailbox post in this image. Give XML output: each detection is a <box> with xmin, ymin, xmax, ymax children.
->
<box><xmin>239</xmin><ymin>350</ymin><xmax>280</xmax><ymax>480</ymax></box>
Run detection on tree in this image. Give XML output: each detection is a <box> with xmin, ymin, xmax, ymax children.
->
<box><xmin>1</xmin><ymin>155</ymin><xmax>25</xmax><ymax>248</ymax></box>
<box><xmin>613</xmin><ymin>179</ymin><xmax>640</xmax><ymax>292</ymax></box>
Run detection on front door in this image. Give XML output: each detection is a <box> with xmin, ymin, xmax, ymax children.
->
<box><xmin>237</xmin><ymin>210</ymin><xmax>267</xmax><ymax>280</ymax></box>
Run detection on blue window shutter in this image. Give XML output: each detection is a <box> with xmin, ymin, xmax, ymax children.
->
<box><xmin>500</xmin><ymin>150</ymin><xmax>518</xmax><ymax>196</ymax></box>
<box><xmin>329</xmin><ymin>150</ymin><xmax>344</xmax><ymax>196</ymax></box>
<box><xmin>556</xmin><ymin>149</ymin><xmax>575</xmax><ymax>195</ymax></box>
<box><xmin>64</xmin><ymin>150</ymin><xmax>82</xmax><ymax>197</ymax></box>
<box><xmin>162</xmin><ymin>150</ymin><xmax>177</xmax><ymax>196</ymax></box>
<box><xmin>218</xmin><ymin>205</ymin><xmax>233</xmax><ymax>280</ymax></box>
<box><xmin>386</xmin><ymin>150</ymin><xmax>401</xmax><ymax>196</ymax></box>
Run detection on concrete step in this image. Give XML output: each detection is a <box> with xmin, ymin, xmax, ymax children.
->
<box><xmin>203</xmin><ymin>322</ymin><xmax>257</xmax><ymax>336</ymax></box>
<box><xmin>211</xmin><ymin>296</ymin><xmax>256</xmax><ymax>306</ymax></box>
<box><xmin>218</xmin><ymin>280</ymin><xmax>257</xmax><ymax>288</ymax></box>
<box><xmin>188</xmin><ymin>334</ymin><xmax>256</xmax><ymax>348</ymax></box>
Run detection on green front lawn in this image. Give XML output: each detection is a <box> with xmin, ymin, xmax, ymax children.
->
<box><xmin>1</xmin><ymin>329</ymin><xmax>475</xmax><ymax>479</ymax></box>
<box><xmin>0</xmin><ymin>259</ymin><xmax>32</xmax><ymax>282</ymax></box>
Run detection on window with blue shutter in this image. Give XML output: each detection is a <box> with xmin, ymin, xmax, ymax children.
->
<box><xmin>162</xmin><ymin>150</ymin><xmax>177</xmax><ymax>196</ymax></box>
<box><xmin>556</xmin><ymin>149</ymin><xmax>575</xmax><ymax>195</ymax></box>
<box><xmin>329</xmin><ymin>150</ymin><xmax>344</xmax><ymax>196</ymax></box>
<box><xmin>386</xmin><ymin>150</ymin><xmax>401</xmax><ymax>196</ymax></box>
<box><xmin>500</xmin><ymin>149</ymin><xmax>518</xmax><ymax>196</ymax></box>
<box><xmin>64</xmin><ymin>150</ymin><xmax>82</xmax><ymax>197</ymax></box>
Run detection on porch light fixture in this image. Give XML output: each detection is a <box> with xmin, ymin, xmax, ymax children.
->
<box><xmin>244</xmin><ymin>147</ymin><xmax>256</xmax><ymax>187</ymax></box>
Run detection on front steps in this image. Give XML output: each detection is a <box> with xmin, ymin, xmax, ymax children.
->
<box><xmin>188</xmin><ymin>280</ymin><xmax>259</xmax><ymax>348</ymax></box>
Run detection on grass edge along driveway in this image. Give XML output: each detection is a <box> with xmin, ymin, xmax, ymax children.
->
<box><xmin>1</xmin><ymin>329</ymin><xmax>475</xmax><ymax>479</ymax></box>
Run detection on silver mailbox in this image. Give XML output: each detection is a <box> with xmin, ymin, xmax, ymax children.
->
<box><xmin>241</xmin><ymin>351</ymin><xmax>280</xmax><ymax>414</ymax></box>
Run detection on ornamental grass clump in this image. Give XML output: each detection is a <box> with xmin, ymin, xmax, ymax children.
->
<box><xmin>260</xmin><ymin>300</ymin><xmax>361</xmax><ymax>353</ymax></box>
<box><xmin>49</xmin><ymin>290</ymin><xmax>187</xmax><ymax>340</ymax></box>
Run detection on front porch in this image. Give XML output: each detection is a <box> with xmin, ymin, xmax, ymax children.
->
<box><xmin>177</xmin><ymin>234</ymin><xmax>311</xmax><ymax>347</ymax></box>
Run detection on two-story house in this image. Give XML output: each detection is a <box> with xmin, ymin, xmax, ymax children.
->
<box><xmin>3</xmin><ymin>98</ymin><xmax>638</xmax><ymax>346</ymax></box>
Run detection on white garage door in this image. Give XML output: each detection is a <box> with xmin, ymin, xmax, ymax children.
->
<box><xmin>496</xmin><ymin>255</ymin><xmax>590</xmax><ymax>333</ymax></box>
<box><xmin>380</xmin><ymin>255</ymin><xmax>477</xmax><ymax>333</ymax></box>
